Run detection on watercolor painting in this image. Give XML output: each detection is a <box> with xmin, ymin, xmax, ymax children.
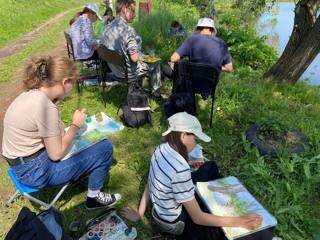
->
<box><xmin>197</xmin><ymin>176</ymin><xmax>277</xmax><ymax>239</ymax></box>
<box><xmin>62</xmin><ymin>112</ymin><xmax>124</xmax><ymax>160</ymax></box>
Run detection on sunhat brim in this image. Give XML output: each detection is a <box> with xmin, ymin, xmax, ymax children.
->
<box><xmin>96</xmin><ymin>12</ymin><xmax>103</xmax><ymax>20</ymax></box>
<box><xmin>193</xmin><ymin>131</ymin><xmax>211</xmax><ymax>142</ymax></box>
<box><xmin>162</xmin><ymin>127</ymin><xmax>172</xmax><ymax>137</ymax></box>
<box><xmin>162</xmin><ymin>127</ymin><xmax>211</xmax><ymax>142</ymax></box>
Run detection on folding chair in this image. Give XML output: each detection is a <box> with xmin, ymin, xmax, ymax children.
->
<box><xmin>63</xmin><ymin>31</ymin><xmax>75</xmax><ymax>61</ymax></box>
<box><xmin>6</xmin><ymin>168</ymin><xmax>69</xmax><ymax>210</ymax></box>
<box><xmin>186</xmin><ymin>62</ymin><xmax>221</xmax><ymax>128</ymax></box>
<box><xmin>97</xmin><ymin>45</ymin><xmax>130</xmax><ymax>106</ymax></box>
<box><xmin>63</xmin><ymin>31</ymin><xmax>99</xmax><ymax>92</ymax></box>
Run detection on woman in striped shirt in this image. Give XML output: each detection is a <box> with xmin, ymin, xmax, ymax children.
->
<box><xmin>122</xmin><ymin>112</ymin><xmax>262</xmax><ymax>239</ymax></box>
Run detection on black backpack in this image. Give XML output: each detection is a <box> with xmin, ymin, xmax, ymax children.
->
<box><xmin>119</xmin><ymin>84</ymin><xmax>152</xmax><ymax>128</ymax></box>
<box><xmin>164</xmin><ymin>59</ymin><xmax>195</xmax><ymax>118</ymax></box>
<box><xmin>5</xmin><ymin>207</ymin><xmax>69</xmax><ymax>240</ymax></box>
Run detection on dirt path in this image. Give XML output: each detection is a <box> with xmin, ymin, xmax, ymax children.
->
<box><xmin>0</xmin><ymin>8</ymin><xmax>77</xmax><ymax>59</ymax></box>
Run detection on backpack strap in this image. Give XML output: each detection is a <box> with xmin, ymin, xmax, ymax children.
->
<box><xmin>130</xmin><ymin>107</ymin><xmax>151</xmax><ymax>111</ymax></box>
<box><xmin>130</xmin><ymin>110</ymin><xmax>140</xmax><ymax>129</ymax></box>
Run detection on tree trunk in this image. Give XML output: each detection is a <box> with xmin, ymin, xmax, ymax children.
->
<box><xmin>264</xmin><ymin>0</ymin><xmax>320</xmax><ymax>83</ymax></box>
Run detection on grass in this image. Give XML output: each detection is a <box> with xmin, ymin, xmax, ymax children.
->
<box><xmin>0</xmin><ymin>9</ymin><xmax>82</xmax><ymax>83</ymax></box>
<box><xmin>0</xmin><ymin>0</ymin><xmax>320</xmax><ymax>239</ymax></box>
<box><xmin>0</xmin><ymin>0</ymin><xmax>87</xmax><ymax>48</ymax></box>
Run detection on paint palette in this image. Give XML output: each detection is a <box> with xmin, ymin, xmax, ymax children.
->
<box><xmin>79</xmin><ymin>210</ymin><xmax>137</xmax><ymax>240</ymax></box>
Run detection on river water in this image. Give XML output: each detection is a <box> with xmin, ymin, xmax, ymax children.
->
<box><xmin>256</xmin><ymin>2</ymin><xmax>320</xmax><ymax>85</ymax></box>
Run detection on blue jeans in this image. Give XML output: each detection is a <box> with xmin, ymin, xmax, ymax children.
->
<box><xmin>11</xmin><ymin>140</ymin><xmax>113</xmax><ymax>190</ymax></box>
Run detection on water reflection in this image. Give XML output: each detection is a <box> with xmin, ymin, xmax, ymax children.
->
<box><xmin>256</xmin><ymin>2</ymin><xmax>320</xmax><ymax>85</ymax></box>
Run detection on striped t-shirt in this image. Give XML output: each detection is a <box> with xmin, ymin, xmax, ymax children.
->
<box><xmin>148</xmin><ymin>143</ymin><xmax>195</xmax><ymax>222</ymax></box>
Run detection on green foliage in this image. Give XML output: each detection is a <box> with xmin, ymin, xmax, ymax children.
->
<box><xmin>257</xmin><ymin>113</ymin><xmax>290</xmax><ymax>138</ymax></box>
<box><xmin>231</xmin><ymin>0</ymin><xmax>275</xmax><ymax>21</ymax></box>
<box><xmin>133</xmin><ymin>0</ymin><xmax>199</xmax><ymax>61</ymax></box>
<box><xmin>211</xmin><ymin>71</ymin><xmax>320</xmax><ymax>239</ymax></box>
<box><xmin>218</xmin><ymin>13</ymin><xmax>277</xmax><ymax>70</ymax></box>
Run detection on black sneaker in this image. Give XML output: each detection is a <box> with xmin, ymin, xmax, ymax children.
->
<box><xmin>85</xmin><ymin>192</ymin><xmax>121</xmax><ymax>210</ymax></box>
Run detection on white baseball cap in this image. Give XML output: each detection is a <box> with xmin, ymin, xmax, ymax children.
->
<box><xmin>196</xmin><ymin>17</ymin><xmax>217</xmax><ymax>33</ymax></box>
<box><xmin>162</xmin><ymin>112</ymin><xmax>211</xmax><ymax>142</ymax></box>
<box><xmin>86</xmin><ymin>3</ymin><xmax>103</xmax><ymax>20</ymax></box>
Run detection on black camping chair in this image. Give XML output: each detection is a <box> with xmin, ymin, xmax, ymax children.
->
<box><xmin>96</xmin><ymin>45</ymin><xmax>131</xmax><ymax>106</ymax></box>
<box><xmin>64</xmin><ymin>31</ymin><xmax>75</xmax><ymax>61</ymax></box>
<box><xmin>96</xmin><ymin>45</ymin><xmax>129</xmax><ymax>84</ymax></box>
<box><xmin>186</xmin><ymin>62</ymin><xmax>221</xmax><ymax>128</ymax></box>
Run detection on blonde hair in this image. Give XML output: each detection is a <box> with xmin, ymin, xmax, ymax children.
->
<box><xmin>23</xmin><ymin>55</ymin><xmax>79</xmax><ymax>90</ymax></box>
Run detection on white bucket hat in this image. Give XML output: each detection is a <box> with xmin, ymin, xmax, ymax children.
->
<box><xmin>162</xmin><ymin>112</ymin><xmax>211</xmax><ymax>142</ymax></box>
<box><xmin>86</xmin><ymin>3</ymin><xmax>103</xmax><ymax>20</ymax></box>
<box><xmin>196</xmin><ymin>17</ymin><xmax>217</xmax><ymax>33</ymax></box>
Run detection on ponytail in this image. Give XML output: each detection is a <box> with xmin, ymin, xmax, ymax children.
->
<box><xmin>69</xmin><ymin>12</ymin><xmax>81</xmax><ymax>25</ymax></box>
<box><xmin>23</xmin><ymin>55</ymin><xmax>78</xmax><ymax>90</ymax></box>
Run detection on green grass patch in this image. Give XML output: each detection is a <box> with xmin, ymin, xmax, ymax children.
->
<box><xmin>0</xmin><ymin>11</ymin><xmax>80</xmax><ymax>83</ymax></box>
<box><xmin>0</xmin><ymin>0</ymin><xmax>87</xmax><ymax>48</ymax></box>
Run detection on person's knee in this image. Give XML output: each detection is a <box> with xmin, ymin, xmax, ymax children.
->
<box><xmin>96</xmin><ymin>140</ymin><xmax>113</xmax><ymax>165</ymax></box>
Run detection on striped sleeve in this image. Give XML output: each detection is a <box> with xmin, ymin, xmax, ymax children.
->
<box><xmin>171</xmin><ymin>170</ymin><xmax>195</xmax><ymax>203</ymax></box>
<box><xmin>82</xmin><ymin>18</ymin><xmax>98</xmax><ymax>47</ymax></box>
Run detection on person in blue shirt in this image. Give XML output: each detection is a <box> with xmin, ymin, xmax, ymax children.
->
<box><xmin>168</xmin><ymin>20</ymin><xmax>186</xmax><ymax>38</ymax></box>
<box><xmin>170</xmin><ymin>17</ymin><xmax>233</xmax><ymax>73</ymax></box>
<box><xmin>162</xmin><ymin>17</ymin><xmax>233</xmax><ymax>82</ymax></box>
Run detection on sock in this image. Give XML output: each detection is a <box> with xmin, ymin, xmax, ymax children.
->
<box><xmin>87</xmin><ymin>189</ymin><xmax>100</xmax><ymax>198</ymax></box>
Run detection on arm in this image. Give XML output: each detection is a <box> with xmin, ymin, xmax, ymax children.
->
<box><xmin>127</xmin><ymin>31</ymin><xmax>140</xmax><ymax>63</ymax></box>
<box><xmin>122</xmin><ymin>184</ymin><xmax>149</xmax><ymax>222</ymax></box>
<box><xmin>170</xmin><ymin>52</ymin><xmax>181</xmax><ymax>62</ymax></box>
<box><xmin>83</xmin><ymin>18</ymin><xmax>98</xmax><ymax>48</ymax></box>
<box><xmin>170</xmin><ymin>37</ymin><xmax>191</xmax><ymax>62</ymax></box>
<box><xmin>221</xmin><ymin>41</ymin><xmax>233</xmax><ymax>73</ymax></box>
<box><xmin>43</xmin><ymin>109</ymin><xmax>86</xmax><ymax>160</ymax></box>
<box><xmin>222</xmin><ymin>62</ymin><xmax>233</xmax><ymax>73</ymax></box>
<box><xmin>130</xmin><ymin>52</ymin><xmax>139</xmax><ymax>63</ymax></box>
<box><xmin>183</xmin><ymin>198</ymin><xmax>262</xmax><ymax>229</ymax></box>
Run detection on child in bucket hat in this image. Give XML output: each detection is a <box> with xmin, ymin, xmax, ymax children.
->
<box><xmin>122</xmin><ymin>112</ymin><xmax>262</xmax><ymax>239</ymax></box>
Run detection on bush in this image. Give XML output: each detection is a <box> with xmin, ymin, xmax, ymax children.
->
<box><xmin>218</xmin><ymin>13</ymin><xmax>277</xmax><ymax>70</ymax></box>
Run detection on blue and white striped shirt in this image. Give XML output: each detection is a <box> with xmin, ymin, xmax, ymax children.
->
<box><xmin>148</xmin><ymin>143</ymin><xmax>195</xmax><ymax>222</ymax></box>
<box><xmin>69</xmin><ymin>15</ymin><xmax>99</xmax><ymax>60</ymax></box>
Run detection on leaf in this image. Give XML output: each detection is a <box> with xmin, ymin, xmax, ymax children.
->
<box><xmin>303</xmin><ymin>163</ymin><xmax>311</xmax><ymax>179</ymax></box>
<box><xmin>277</xmin><ymin>205</ymin><xmax>301</xmax><ymax>215</ymax></box>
